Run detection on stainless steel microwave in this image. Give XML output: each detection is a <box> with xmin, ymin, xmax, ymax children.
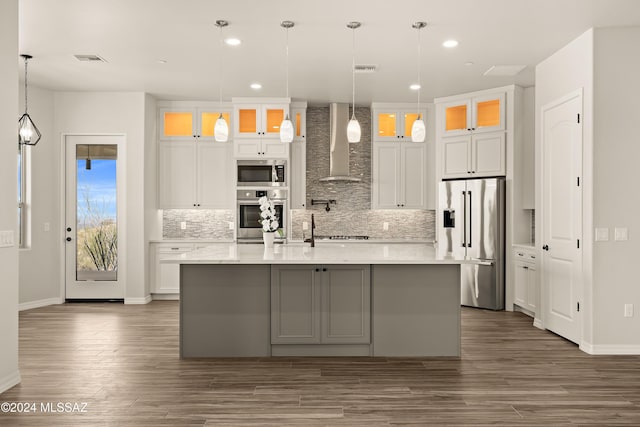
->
<box><xmin>237</xmin><ymin>160</ymin><xmax>286</xmax><ymax>187</ymax></box>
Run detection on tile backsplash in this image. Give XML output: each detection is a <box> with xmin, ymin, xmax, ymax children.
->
<box><xmin>290</xmin><ymin>106</ymin><xmax>435</xmax><ymax>241</ymax></box>
<box><xmin>163</xmin><ymin>209</ymin><xmax>234</xmax><ymax>239</ymax></box>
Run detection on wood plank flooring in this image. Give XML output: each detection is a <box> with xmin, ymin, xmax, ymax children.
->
<box><xmin>1</xmin><ymin>301</ymin><xmax>639</xmax><ymax>426</ymax></box>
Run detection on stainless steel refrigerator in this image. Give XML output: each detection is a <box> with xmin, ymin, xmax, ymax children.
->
<box><xmin>437</xmin><ymin>178</ymin><xmax>505</xmax><ymax>310</ymax></box>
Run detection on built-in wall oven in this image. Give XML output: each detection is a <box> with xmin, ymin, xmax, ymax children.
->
<box><xmin>237</xmin><ymin>189</ymin><xmax>287</xmax><ymax>243</ymax></box>
<box><xmin>237</xmin><ymin>160</ymin><xmax>286</xmax><ymax>187</ymax></box>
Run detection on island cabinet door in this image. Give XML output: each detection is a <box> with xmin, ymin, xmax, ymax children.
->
<box><xmin>271</xmin><ymin>266</ymin><xmax>321</xmax><ymax>344</ymax></box>
<box><xmin>321</xmin><ymin>265</ymin><xmax>371</xmax><ymax>344</ymax></box>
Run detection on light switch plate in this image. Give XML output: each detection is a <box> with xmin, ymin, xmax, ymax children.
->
<box><xmin>302</xmin><ymin>222</ymin><xmax>309</xmax><ymax>231</ymax></box>
<box><xmin>180</xmin><ymin>221</ymin><xmax>187</xmax><ymax>230</ymax></box>
<box><xmin>383</xmin><ymin>222</ymin><xmax>389</xmax><ymax>231</ymax></box>
<box><xmin>614</xmin><ymin>227</ymin><xmax>628</xmax><ymax>241</ymax></box>
<box><xmin>595</xmin><ymin>228</ymin><xmax>609</xmax><ymax>241</ymax></box>
<box><xmin>44</xmin><ymin>222</ymin><xmax>51</xmax><ymax>232</ymax></box>
<box><xmin>0</xmin><ymin>230</ymin><xmax>15</xmax><ymax>248</ymax></box>
<box><xmin>228</xmin><ymin>222</ymin><xmax>234</xmax><ymax>230</ymax></box>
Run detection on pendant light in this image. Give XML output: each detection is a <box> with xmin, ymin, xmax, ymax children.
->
<box><xmin>346</xmin><ymin>21</ymin><xmax>361</xmax><ymax>143</ymax></box>
<box><xmin>279</xmin><ymin>21</ymin><xmax>295</xmax><ymax>143</ymax></box>
<box><xmin>214</xmin><ymin>20</ymin><xmax>229</xmax><ymax>142</ymax></box>
<box><xmin>85</xmin><ymin>145</ymin><xmax>92</xmax><ymax>170</ymax></box>
<box><xmin>411</xmin><ymin>22</ymin><xmax>427</xmax><ymax>142</ymax></box>
<box><xmin>18</xmin><ymin>54</ymin><xmax>41</xmax><ymax>146</ymax></box>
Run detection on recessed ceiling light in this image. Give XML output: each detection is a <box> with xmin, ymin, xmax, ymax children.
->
<box><xmin>225</xmin><ymin>38</ymin><xmax>241</xmax><ymax>46</ymax></box>
<box><xmin>250</xmin><ymin>83</ymin><xmax>262</xmax><ymax>90</ymax></box>
<box><xmin>157</xmin><ymin>59</ymin><xmax>168</xmax><ymax>64</ymax></box>
<box><xmin>409</xmin><ymin>84</ymin><xmax>421</xmax><ymax>90</ymax></box>
<box><xmin>464</xmin><ymin>61</ymin><xmax>474</xmax><ymax>66</ymax></box>
<box><xmin>443</xmin><ymin>40</ymin><xmax>459</xmax><ymax>48</ymax></box>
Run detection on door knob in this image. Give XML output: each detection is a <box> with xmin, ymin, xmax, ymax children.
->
<box><xmin>542</xmin><ymin>244</ymin><xmax>549</xmax><ymax>251</ymax></box>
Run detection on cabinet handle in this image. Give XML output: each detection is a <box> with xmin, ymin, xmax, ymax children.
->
<box><xmin>467</xmin><ymin>171</ymin><xmax>471</xmax><ymax>174</ymax></box>
<box><xmin>542</xmin><ymin>244</ymin><xmax>549</xmax><ymax>251</ymax></box>
<box><xmin>471</xmin><ymin>171</ymin><xmax>476</xmax><ymax>174</ymax></box>
<box><xmin>322</xmin><ymin>268</ymin><xmax>327</xmax><ymax>272</ymax></box>
<box><xmin>517</xmin><ymin>253</ymin><xmax>524</xmax><ymax>256</ymax></box>
<box><xmin>66</xmin><ymin>227</ymin><xmax>72</xmax><ymax>232</ymax></box>
<box><xmin>467</xmin><ymin>128</ymin><xmax>471</xmax><ymax>131</ymax></box>
<box><xmin>171</xmin><ymin>247</ymin><xmax>180</xmax><ymax>250</ymax></box>
<box><xmin>66</xmin><ymin>237</ymin><xmax>72</xmax><ymax>242</ymax></box>
<box><xmin>471</xmin><ymin>128</ymin><xmax>476</xmax><ymax>131</ymax></box>
<box><xmin>523</xmin><ymin>266</ymin><xmax>529</xmax><ymax>270</ymax></box>
<box><xmin>315</xmin><ymin>268</ymin><xmax>320</xmax><ymax>272</ymax></box>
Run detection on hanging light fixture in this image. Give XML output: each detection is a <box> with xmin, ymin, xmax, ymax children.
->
<box><xmin>18</xmin><ymin>54</ymin><xmax>41</xmax><ymax>146</ymax></box>
<box><xmin>346</xmin><ymin>21</ymin><xmax>361</xmax><ymax>143</ymax></box>
<box><xmin>279</xmin><ymin>21</ymin><xmax>295</xmax><ymax>143</ymax></box>
<box><xmin>85</xmin><ymin>145</ymin><xmax>92</xmax><ymax>170</ymax></box>
<box><xmin>411</xmin><ymin>22</ymin><xmax>427</xmax><ymax>142</ymax></box>
<box><xmin>214</xmin><ymin>20</ymin><xmax>229</xmax><ymax>142</ymax></box>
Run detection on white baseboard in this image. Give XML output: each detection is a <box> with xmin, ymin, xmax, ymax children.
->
<box><xmin>124</xmin><ymin>295</ymin><xmax>152</xmax><ymax>305</ymax></box>
<box><xmin>580</xmin><ymin>342</ymin><xmax>640</xmax><ymax>355</ymax></box>
<box><xmin>0</xmin><ymin>370</ymin><xmax>21</xmax><ymax>394</ymax></box>
<box><xmin>19</xmin><ymin>297</ymin><xmax>63</xmax><ymax>312</ymax></box>
<box><xmin>533</xmin><ymin>317</ymin><xmax>543</xmax><ymax>329</ymax></box>
<box><xmin>152</xmin><ymin>294</ymin><xmax>179</xmax><ymax>301</ymax></box>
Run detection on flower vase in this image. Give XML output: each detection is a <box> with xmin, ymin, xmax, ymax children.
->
<box><xmin>263</xmin><ymin>232</ymin><xmax>275</xmax><ymax>248</ymax></box>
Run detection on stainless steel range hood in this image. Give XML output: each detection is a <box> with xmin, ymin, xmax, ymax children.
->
<box><xmin>319</xmin><ymin>103</ymin><xmax>361</xmax><ymax>182</ymax></box>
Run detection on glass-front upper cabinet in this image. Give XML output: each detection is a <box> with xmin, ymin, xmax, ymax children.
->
<box><xmin>160</xmin><ymin>106</ymin><xmax>232</xmax><ymax>141</ymax></box>
<box><xmin>439</xmin><ymin>92</ymin><xmax>505</xmax><ymax>136</ymax></box>
<box><xmin>372</xmin><ymin>105</ymin><xmax>427</xmax><ymax>142</ymax></box>
<box><xmin>291</xmin><ymin>103</ymin><xmax>307</xmax><ymax>142</ymax></box>
<box><xmin>234</xmin><ymin>103</ymin><xmax>289</xmax><ymax>139</ymax></box>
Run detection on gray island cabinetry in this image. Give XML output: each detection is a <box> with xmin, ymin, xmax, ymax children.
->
<box><xmin>173</xmin><ymin>243</ymin><xmax>469</xmax><ymax>358</ymax></box>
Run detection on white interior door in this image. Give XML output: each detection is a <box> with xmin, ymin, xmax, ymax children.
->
<box><xmin>541</xmin><ymin>91</ymin><xmax>582</xmax><ymax>343</ymax></box>
<box><xmin>65</xmin><ymin>135</ymin><xmax>125</xmax><ymax>299</ymax></box>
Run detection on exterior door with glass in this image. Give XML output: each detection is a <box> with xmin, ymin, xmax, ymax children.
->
<box><xmin>65</xmin><ymin>135</ymin><xmax>125</xmax><ymax>299</ymax></box>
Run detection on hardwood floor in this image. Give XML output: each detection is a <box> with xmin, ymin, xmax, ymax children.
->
<box><xmin>1</xmin><ymin>301</ymin><xmax>639</xmax><ymax>426</ymax></box>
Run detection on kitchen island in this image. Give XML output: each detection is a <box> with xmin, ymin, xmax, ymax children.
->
<box><xmin>164</xmin><ymin>243</ymin><xmax>477</xmax><ymax>358</ymax></box>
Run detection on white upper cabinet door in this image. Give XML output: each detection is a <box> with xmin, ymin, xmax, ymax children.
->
<box><xmin>262</xmin><ymin>140</ymin><xmax>290</xmax><ymax>159</ymax></box>
<box><xmin>196</xmin><ymin>108</ymin><xmax>232</xmax><ymax>142</ymax></box>
<box><xmin>471</xmin><ymin>92</ymin><xmax>505</xmax><ymax>134</ymax></box>
<box><xmin>372</xmin><ymin>143</ymin><xmax>401</xmax><ymax>209</ymax></box>
<box><xmin>196</xmin><ymin>142</ymin><xmax>233</xmax><ymax>209</ymax></box>
<box><xmin>439</xmin><ymin>99</ymin><xmax>472</xmax><ymax>137</ymax></box>
<box><xmin>158</xmin><ymin>141</ymin><xmax>197</xmax><ymax>208</ymax></box>
<box><xmin>441</xmin><ymin>136</ymin><xmax>471</xmax><ymax>179</ymax></box>
<box><xmin>400</xmin><ymin>143</ymin><xmax>427</xmax><ymax>209</ymax></box>
<box><xmin>472</xmin><ymin>132</ymin><xmax>506</xmax><ymax>177</ymax></box>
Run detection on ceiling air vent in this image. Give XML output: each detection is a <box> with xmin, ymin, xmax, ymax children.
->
<box><xmin>354</xmin><ymin>64</ymin><xmax>377</xmax><ymax>73</ymax></box>
<box><xmin>74</xmin><ymin>54</ymin><xmax>107</xmax><ymax>63</ymax></box>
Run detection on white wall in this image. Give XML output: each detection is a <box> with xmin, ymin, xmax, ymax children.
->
<box><xmin>54</xmin><ymin>92</ymin><xmax>149</xmax><ymax>303</ymax></box>
<box><xmin>18</xmin><ymin>86</ymin><xmax>61</xmax><ymax>308</ymax></box>
<box><xmin>0</xmin><ymin>0</ymin><xmax>21</xmax><ymax>393</ymax></box>
<box><xmin>535</xmin><ymin>29</ymin><xmax>595</xmax><ymax>347</ymax></box>
<box><xmin>591</xmin><ymin>27</ymin><xmax>640</xmax><ymax>349</ymax></box>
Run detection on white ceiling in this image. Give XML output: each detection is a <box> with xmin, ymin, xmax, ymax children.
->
<box><xmin>18</xmin><ymin>0</ymin><xmax>640</xmax><ymax>105</ymax></box>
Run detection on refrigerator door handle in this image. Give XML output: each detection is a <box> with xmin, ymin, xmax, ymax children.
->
<box><xmin>462</xmin><ymin>191</ymin><xmax>467</xmax><ymax>248</ymax></box>
<box><xmin>467</xmin><ymin>191</ymin><xmax>472</xmax><ymax>248</ymax></box>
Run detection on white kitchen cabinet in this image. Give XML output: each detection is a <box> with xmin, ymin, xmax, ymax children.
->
<box><xmin>372</xmin><ymin>103</ymin><xmax>428</xmax><ymax>142</ymax></box>
<box><xmin>233</xmin><ymin>138</ymin><xmax>289</xmax><ymax>159</ymax></box>
<box><xmin>271</xmin><ymin>265</ymin><xmax>370</xmax><ymax>345</ymax></box>
<box><xmin>513</xmin><ymin>247</ymin><xmax>538</xmax><ymax>316</ymax></box>
<box><xmin>150</xmin><ymin>243</ymin><xmax>195</xmax><ymax>295</ymax></box>
<box><xmin>159</xmin><ymin>104</ymin><xmax>232</xmax><ymax>142</ymax></box>
<box><xmin>441</xmin><ymin>132</ymin><xmax>506</xmax><ymax>179</ymax></box>
<box><xmin>158</xmin><ymin>140</ymin><xmax>233</xmax><ymax>209</ymax></box>
<box><xmin>232</xmin><ymin>99</ymin><xmax>289</xmax><ymax>139</ymax></box>
<box><xmin>291</xmin><ymin>102</ymin><xmax>307</xmax><ymax>142</ymax></box>
<box><xmin>438</xmin><ymin>92</ymin><xmax>505</xmax><ymax>137</ymax></box>
<box><xmin>372</xmin><ymin>142</ymin><xmax>427</xmax><ymax>209</ymax></box>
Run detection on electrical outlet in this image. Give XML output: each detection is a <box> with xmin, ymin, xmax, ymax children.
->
<box><xmin>595</xmin><ymin>228</ymin><xmax>609</xmax><ymax>241</ymax></box>
<box><xmin>302</xmin><ymin>222</ymin><xmax>309</xmax><ymax>231</ymax></box>
<box><xmin>624</xmin><ymin>304</ymin><xmax>634</xmax><ymax>317</ymax></box>
<box><xmin>615</xmin><ymin>227</ymin><xmax>628</xmax><ymax>241</ymax></box>
<box><xmin>44</xmin><ymin>222</ymin><xmax>50</xmax><ymax>232</ymax></box>
<box><xmin>383</xmin><ymin>222</ymin><xmax>389</xmax><ymax>231</ymax></box>
<box><xmin>228</xmin><ymin>221</ymin><xmax>234</xmax><ymax>230</ymax></box>
<box><xmin>180</xmin><ymin>221</ymin><xmax>187</xmax><ymax>230</ymax></box>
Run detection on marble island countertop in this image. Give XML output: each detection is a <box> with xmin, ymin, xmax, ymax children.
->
<box><xmin>162</xmin><ymin>242</ymin><xmax>481</xmax><ymax>265</ymax></box>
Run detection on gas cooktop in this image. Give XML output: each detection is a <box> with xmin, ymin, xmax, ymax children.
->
<box><xmin>315</xmin><ymin>235</ymin><xmax>370</xmax><ymax>241</ymax></box>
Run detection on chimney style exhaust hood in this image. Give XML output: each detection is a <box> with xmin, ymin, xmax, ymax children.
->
<box><xmin>319</xmin><ymin>103</ymin><xmax>361</xmax><ymax>182</ymax></box>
